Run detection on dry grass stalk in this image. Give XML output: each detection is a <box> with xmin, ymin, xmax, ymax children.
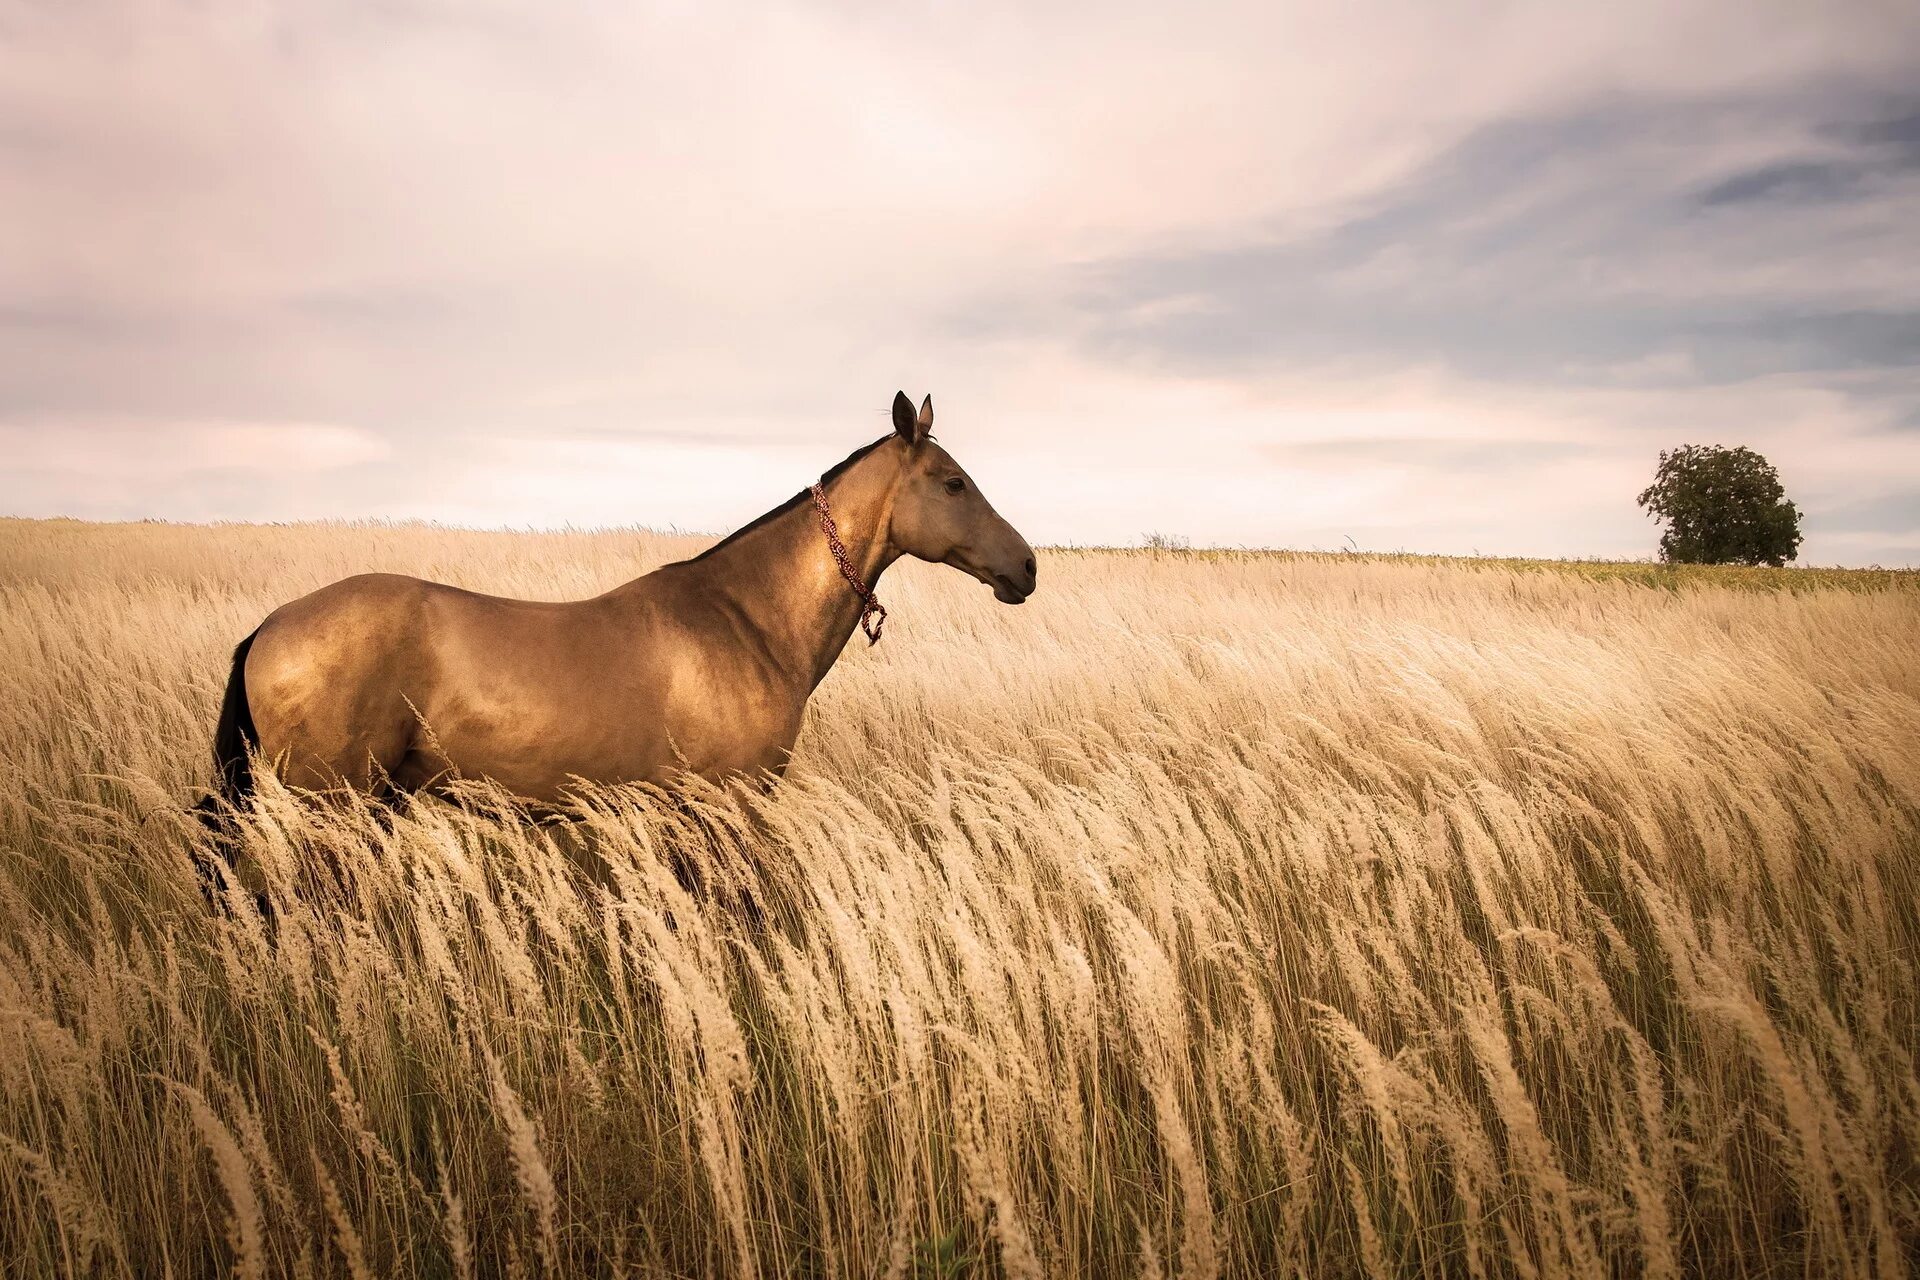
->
<box><xmin>0</xmin><ymin>518</ymin><xmax>1915</xmax><ymax>1277</ymax></box>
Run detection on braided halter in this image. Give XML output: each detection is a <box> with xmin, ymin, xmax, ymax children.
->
<box><xmin>810</xmin><ymin>482</ymin><xmax>888</xmax><ymax>645</ymax></box>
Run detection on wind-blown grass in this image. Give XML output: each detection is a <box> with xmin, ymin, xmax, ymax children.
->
<box><xmin>2</xmin><ymin>517</ymin><xmax>1916</xmax><ymax>1277</ymax></box>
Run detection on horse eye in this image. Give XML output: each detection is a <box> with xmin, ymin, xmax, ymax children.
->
<box><xmin>944</xmin><ymin>477</ymin><xmax>966</xmax><ymax>495</ymax></box>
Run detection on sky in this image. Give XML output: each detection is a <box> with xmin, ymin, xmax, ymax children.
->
<box><xmin>3</xmin><ymin>0</ymin><xmax>1918</xmax><ymax>564</ymax></box>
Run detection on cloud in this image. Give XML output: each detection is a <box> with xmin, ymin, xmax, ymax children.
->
<box><xmin>1698</xmin><ymin>160</ymin><xmax>1860</xmax><ymax>206</ymax></box>
<box><xmin>1258</xmin><ymin>438</ymin><xmax>1595</xmax><ymax>474</ymax></box>
<box><xmin>1807</xmin><ymin>489</ymin><xmax>1920</xmax><ymax>535</ymax></box>
<box><xmin>0</xmin><ymin>420</ymin><xmax>392</xmax><ymax>520</ymax></box>
<box><xmin>1004</xmin><ymin>92</ymin><xmax>1920</xmax><ymax>389</ymax></box>
<box><xmin>0</xmin><ymin>420</ymin><xmax>389</xmax><ymax>476</ymax></box>
<box><xmin>3</xmin><ymin>1</ymin><xmax>1920</xmax><ymax>562</ymax></box>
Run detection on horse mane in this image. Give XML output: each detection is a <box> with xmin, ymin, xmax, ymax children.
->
<box><xmin>677</xmin><ymin>436</ymin><xmax>893</xmax><ymax>564</ymax></box>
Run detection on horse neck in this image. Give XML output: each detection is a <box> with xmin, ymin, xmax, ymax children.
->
<box><xmin>690</xmin><ymin>444</ymin><xmax>904</xmax><ymax>690</ymax></box>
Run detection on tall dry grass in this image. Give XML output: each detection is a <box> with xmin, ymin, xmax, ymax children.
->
<box><xmin>1</xmin><ymin>515</ymin><xmax>1916</xmax><ymax>1278</ymax></box>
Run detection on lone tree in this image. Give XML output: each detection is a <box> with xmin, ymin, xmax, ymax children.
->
<box><xmin>1637</xmin><ymin>444</ymin><xmax>1802</xmax><ymax>567</ymax></box>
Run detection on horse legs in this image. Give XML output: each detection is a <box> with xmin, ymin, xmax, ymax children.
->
<box><xmin>189</xmin><ymin>804</ymin><xmax>275</xmax><ymax>923</ymax></box>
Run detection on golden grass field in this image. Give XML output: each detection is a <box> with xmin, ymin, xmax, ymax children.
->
<box><xmin>2</xmin><ymin>516</ymin><xmax>1916</xmax><ymax>1278</ymax></box>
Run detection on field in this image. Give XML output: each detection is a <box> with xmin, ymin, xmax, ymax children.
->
<box><xmin>2</xmin><ymin>516</ymin><xmax>1916</xmax><ymax>1278</ymax></box>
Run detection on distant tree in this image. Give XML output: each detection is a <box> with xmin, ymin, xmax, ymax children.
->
<box><xmin>1637</xmin><ymin>444</ymin><xmax>1802</xmax><ymax>567</ymax></box>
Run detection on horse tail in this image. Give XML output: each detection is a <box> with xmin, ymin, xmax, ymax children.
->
<box><xmin>189</xmin><ymin>628</ymin><xmax>279</xmax><ymax>921</ymax></box>
<box><xmin>204</xmin><ymin>628</ymin><xmax>261</xmax><ymax>809</ymax></box>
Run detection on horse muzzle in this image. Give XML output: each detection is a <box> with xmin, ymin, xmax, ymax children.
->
<box><xmin>950</xmin><ymin>549</ymin><xmax>1037</xmax><ymax>604</ymax></box>
<box><xmin>990</xmin><ymin>554</ymin><xmax>1037</xmax><ymax>604</ymax></box>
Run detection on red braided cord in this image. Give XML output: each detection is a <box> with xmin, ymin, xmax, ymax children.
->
<box><xmin>810</xmin><ymin>482</ymin><xmax>888</xmax><ymax>644</ymax></box>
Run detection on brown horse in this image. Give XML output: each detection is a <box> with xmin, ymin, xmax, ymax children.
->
<box><xmin>204</xmin><ymin>392</ymin><xmax>1036</xmax><ymax>806</ymax></box>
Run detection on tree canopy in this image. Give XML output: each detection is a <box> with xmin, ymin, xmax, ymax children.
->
<box><xmin>1637</xmin><ymin>444</ymin><xmax>1801</xmax><ymax>567</ymax></box>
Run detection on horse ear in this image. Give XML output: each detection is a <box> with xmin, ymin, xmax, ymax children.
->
<box><xmin>892</xmin><ymin>391</ymin><xmax>917</xmax><ymax>442</ymax></box>
<box><xmin>892</xmin><ymin>391</ymin><xmax>930</xmax><ymax>444</ymax></box>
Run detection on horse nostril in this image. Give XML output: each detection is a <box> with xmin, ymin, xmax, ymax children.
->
<box><xmin>1024</xmin><ymin>557</ymin><xmax>1036</xmax><ymax>578</ymax></box>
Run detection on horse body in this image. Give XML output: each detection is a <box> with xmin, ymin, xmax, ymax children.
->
<box><xmin>245</xmin><ymin>573</ymin><xmax>779</xmax><ymax>799</ymax></box>
<box><xmin>217</xmin><ymin>393</ymin><xmax>1035</xmax><ymax>804</ymax></box>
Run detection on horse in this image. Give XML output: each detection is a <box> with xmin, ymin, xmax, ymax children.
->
<box><xmin>202</xmin><ymin>391</ymin><xmax>1037</xmax><ymax>809</ymax></box>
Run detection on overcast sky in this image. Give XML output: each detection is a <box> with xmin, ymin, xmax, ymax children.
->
<box><xmin>4</xmin><ymin>0</ymin><xmax>1918</xmax><ymax>563</ymax></box>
